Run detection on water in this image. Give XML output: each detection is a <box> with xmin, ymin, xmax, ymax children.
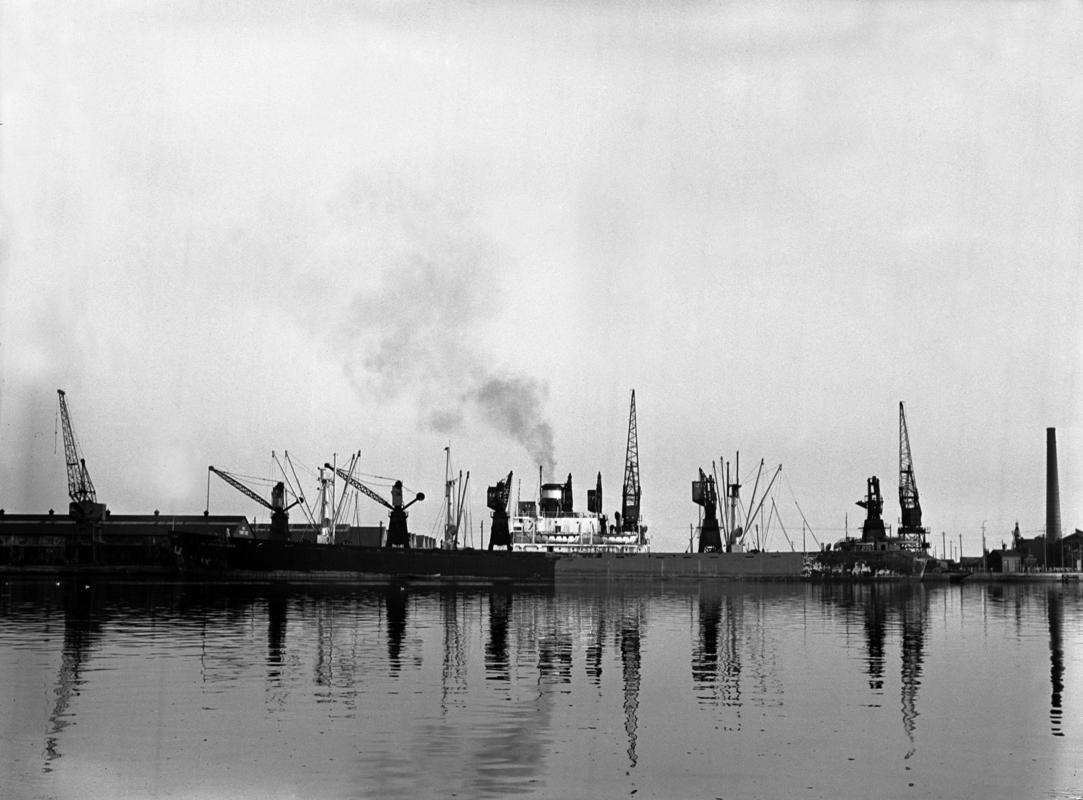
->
<box><xmin>1</xmin><ymin>579</ymin><xmax>1080</xmax><ymax>800</ymax></box>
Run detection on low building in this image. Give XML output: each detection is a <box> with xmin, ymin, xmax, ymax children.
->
<box><xmin>986</xmin><ymin>548</ymin><xmax>1023</xmax><ymax>574</ymax></box>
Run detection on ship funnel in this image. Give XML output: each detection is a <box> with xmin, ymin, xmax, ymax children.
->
<box><xmin>1047</xmin><ymin>427</ymin><xmax>1062</xmax><ymax>567</ymax></box>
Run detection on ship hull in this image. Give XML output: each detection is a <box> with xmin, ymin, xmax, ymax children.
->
<box><xmin>802</xmin><ymin>548</ymin><xmax>928</xmax><ymax>580</ymax></box>
<box><xmin>171</xmin><ymin>531</ymin><xmax>857</xmax><ymax>583</ymax></box>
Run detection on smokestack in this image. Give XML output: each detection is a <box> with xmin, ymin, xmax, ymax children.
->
<box><xmin>1046</xmin><ymin>427</ymin><xmax>1062</xmax><ymax>568</ymax></box>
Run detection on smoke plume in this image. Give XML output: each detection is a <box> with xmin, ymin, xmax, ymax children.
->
<box><xmin>473</xmin><ymin>375</ymin><xmax>556</xmax><ymax>477</ymax></box>
<box><xmin>322</xmin><ymin>168</ymin><xmax>557</xmax><ymax>470</ymax></box>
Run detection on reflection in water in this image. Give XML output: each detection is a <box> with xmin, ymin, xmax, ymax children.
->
<box><xmin>864</xmin><ymin>592</ymin><xmax>886</xmax><ymax>693</ymax></box>
<box><xmin>44</xmin><ymin>584</ymin><xmax>102</xmax><ymax>772</ymax></box>
<box><xmin>620</xmin><ymin>606</ymin><xmax>642</xmax><ymax>769</ymax></box>
<box><xmin>819</xmin><ymin>584</ymin><xmax>928</xmax><ymax>758</ymax></box>
<box><xmin>537</xmin><ymin>628</ymin><xmax>573</xmax><ymax>684</ymax></box>
<box><xmin>1048</xmin><ymin>589</ymin><xmax>1064</xmax><ymax>737</ymax></box>
<box><xmin>690</xmin><ymin>589</ymin><xmax>747</xmax><ymax>737</ymax></box>
<box><xmin>586</xmin><ymin>612</ymin><xmax>604</xmax><ymax>686</ymax></box>
<box><xmin>441</xmin><ymin>591</ymin><xmax>467</xmax><ymax>709</ymax></box>
<box><xmin>485</xmin><ymin>589</ymin><xmax>511</xmax><ymax>681</ymax></box>
<box><xmin>721</xmin><ymin>596</ymin><xmax>742</xmax><ymax>714</ymax></box>
<box><xmin>899</xmin><ymin>589</ymin><xmax>927</xmax><ymax>759</ymax></box>
<box><xmin>692</xmin><ymin>591</ymin><xmax>720</xmax><ymax>689</ymax></box>
<box><xmin>385</xmin><ymin>585</ymin><xmax>408</xmax><ymax>676</ymax></box>
<box><xmin>267</xmin><ymin>590</ymin><xmax>287</xmax><ymax>681</ymax></box>
<box><xmin>2</xmin><ymin>580</ymin><xmax>1078</xmax><ymax>800</ymax></box>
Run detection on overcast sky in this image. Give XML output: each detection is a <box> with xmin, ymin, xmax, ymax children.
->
<box><xmin>2</xmin><ymin>0</ymin><xmax>1080</xmax><ymax>555</ymax></box>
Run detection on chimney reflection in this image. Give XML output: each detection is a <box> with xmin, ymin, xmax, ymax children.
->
<box><xmin>1048</xmin><ymin>588</ymin><xmax>1065</xmax><ymax>737</ymax></box>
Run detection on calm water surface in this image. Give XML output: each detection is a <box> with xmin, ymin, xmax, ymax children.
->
<box><xmin>0</xmin><ymin>578</ymin><xmax>1080</xmax><ymax>799</ymax></box>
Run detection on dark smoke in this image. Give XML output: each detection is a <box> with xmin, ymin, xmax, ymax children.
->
<box><xmin>473</xmin><ymin>375</ymin><xmax>556</xmax><ymax>477</ymax></box>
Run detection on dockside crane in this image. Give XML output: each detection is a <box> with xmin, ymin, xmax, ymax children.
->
<box><xmin>329</xmin><ymin>462</ymin><xmax>424</xmax><ymax>548</ymax></box>
<box><xmin>57</xmin><ymin>389</ymin><xmax>106</xmax><ymax>525</ymax></box>
<box><xmin>692</xmin><ymin>468</ymin><xmax>722</xmax><ymax>552</ymax></box>
<box><xmin>856</xmin><ymin>475</ymin><xmax>887</xmax><ymax>542</ymax></box>
<box><xmin>897</xmin><ymin>402</ymin><xmax>929</xmax><ymax>551</ymax></box>
<box><xmin>618</xmin><ymin>390</ymin><xmax>644</xmax><ymax>544</ymax></box>
<box><xmin>208</xmin><ymin>466</ymin><xmax>303</xmax><ymax>542</ymax></box>
<box><xmin>486</xmin><ymin>471</ymin><xmax>513</xmax><ymax>551</ymax></box>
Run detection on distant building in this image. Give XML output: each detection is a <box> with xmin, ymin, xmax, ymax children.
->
<box><xmin>958</xmin><ymin>556</ymin><xmax>984</xmax><ymax>573</ymax></box>
<box><xmin>986</xmin><ymin>548</ymin><xmax>1023</xmax><ymax>574</ymax></box>
<box><xmin>1062</xmin><ymin>530</ymin><xmax>1083</xmax><ymax>571</ymax></box>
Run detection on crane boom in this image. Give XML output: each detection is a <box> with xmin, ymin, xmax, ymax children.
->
<box><xmin>209</xmin><ymin>466</ymin><xmax>274</xmax><ymax>510</ymax></box>
<box><xmin>57</xmin><ymin>389</ymin><xmax>97</xmax><ymax>504</ymax></box>
<box><xmin>331</xmin><ymin>466</ymin><xmax>425</xmax><ymax>511</ymax></box>
<box><xmin>208</xmin><ymin>466</ymin><xmax>302</xmax><ymax>542</ymax></box>
<box><xmin>330</xmin><ymin>464</ymin><xmax>424</xmax><ymax>548</ymax></box>
<box><xmin>898</xmin><ymin>401</ymin><xmax>922</xmax><ymax>530</ymax></box>
<box><xmin>621</xmin><ymin>390</ymin><xmax>641</xmax><ymax>531</ymax></box>
<box><xmin>331</xmin><ymin>466</ymin><xmax>392</xmax><ymax>509</ymax></box>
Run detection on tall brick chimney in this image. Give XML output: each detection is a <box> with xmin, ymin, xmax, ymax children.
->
<box><xmin>1047</xmin><ymin>427</ymin><xmax>1062</xmax><ymax>568</ymax></box>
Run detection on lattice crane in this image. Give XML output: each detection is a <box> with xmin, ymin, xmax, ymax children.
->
<box><xmin>57</xmin><ymin>389</ymin><xmax>106</xmax><ymax>524</ymax></box>
<box><xmin>897</xmin><ymin>401</ymin><xmax>928</xmax><ymax>550</ymax></box>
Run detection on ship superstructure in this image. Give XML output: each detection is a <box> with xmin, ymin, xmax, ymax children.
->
<box><xmin>502</xmin><ymin>390</ymin><xmax>649</xmax><ymax>554</ymax></box>
<box><xmin>508</xmin><ymin>472</ymin><xmax>647</xmax><ymax>554</ymax></box>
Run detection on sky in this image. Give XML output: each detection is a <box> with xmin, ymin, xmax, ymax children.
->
<box><xmin>1</xmin><ymin>0</ymin><xmax>1081</xmax><ymax>557</ymax></box>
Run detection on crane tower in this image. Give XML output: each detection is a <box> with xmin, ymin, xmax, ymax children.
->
<box><xmin>897</xmin><ymin>402</ymin><xmax>928</xmax><ymax>551</ymax></box>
